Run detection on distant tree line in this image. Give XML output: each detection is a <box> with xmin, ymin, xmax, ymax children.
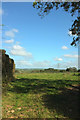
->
<box><xmin>39</xmin><ymin>67</ymin><xmax>78</xmax><ymax>73</ymax></box>
<box><xmin>15</xmin><ymin>67</ymin><xmax>80</xmax><ymax>73</ymax></box>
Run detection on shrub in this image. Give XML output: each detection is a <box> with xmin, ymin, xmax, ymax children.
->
<box><xmin>66</xmin><ymin>67</ymin><xmax>77</xmax><ymax>72</ymax></box>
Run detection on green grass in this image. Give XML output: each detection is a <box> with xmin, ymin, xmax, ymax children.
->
<box><xmin>2</xmin><ymin>72</ymin><xmax>80</xmax><ymax>119</ymax></box>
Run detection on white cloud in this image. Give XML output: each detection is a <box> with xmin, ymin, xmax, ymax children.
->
<box><xmin>16</xmin><ymin>60</ymin><xmax>32</xmax><ymax>68</ymax></box>
<box><xmin>61</xmin><ymin>61</ymin><xmax>78</xmax><ymax>68</ymax></box>
<box><xmin>53</xmin><ymin>60</ymin><xmax>78</xmax><ymax>69</ymax></box>
<box><xmin>33</xmin><ymin>60</ymin><xmax>51</xmax><ymax>67</ymax></box>
<box><xmin>12</xmin><ymin>29</ymin><xmax>18</xmax><ymax>32</ymax></box>
<box><xmin>64</xmin><ymin>54</ymin><xmax>78</xmax><ymax>58</ymax></box>
<box><xmin>12</xmin><ymin>44</ymin><xmax>22</xmax><ymax>50</ymax></box>
<box><xmin>62</xmin><ymin>46</ymin><xmax>68</xmax><ymax>50</ymax></box>
<box><xmin>2</xmin><ymin>46</ymin><xmax>11</xmax><ymax>49</ymax></box>
<box><xmin>5</xmin><ymin>28</ymin><xmax>18</xmax><ymax>38</ymax></box>
<box><xmin>5</xmin><ymin>30</ymin><xmax>15</xmax><ymax>38</ymax></box>
<box><xmin>54</xmin><ymin>58</ymin><xmax>63</xmax><ymax>61</ymax></box>
<box><xmin>4</xmin><ymin>39</ymin><xmax>14</xmax><ymax>43</ymax></box>
<box><xmin>0</xmin><ymin>8</ymin><xmax>4</xmax><ymax>15</ymax></box>
<box><xmin>10</xmin><ymin>44</ymin><xmax>32</xmax><ymax>58</ymax></box>
<box><xmin>16</xmin><ymin>60</ymin><xmax>52</xmax><ymax>68</ymax></box>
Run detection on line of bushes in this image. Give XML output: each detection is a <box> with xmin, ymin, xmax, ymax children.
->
<box><xmin>40</xmin><ymin>67</ymin><xmax>78</xmax><ymax>73</ymax></box>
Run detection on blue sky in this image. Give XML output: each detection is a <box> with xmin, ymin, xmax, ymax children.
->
<box><xmin>2</xmin><ymin>2</ymin><xmax>78</xmax><ymax>69</ymax></box>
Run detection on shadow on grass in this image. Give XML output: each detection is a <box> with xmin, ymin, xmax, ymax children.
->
<box><xmin>7</xmin><ymin>78</ymin><xmax>80</xmax><ymax>119</ymax></box>
<box><xmin>8</xmin><ymin>78</ymin><xmax>80</xmax><ymax>93</ymax></box>
<box><xmin>42</xmin><ymin>88</ymin><xmax>80</xmax><ymax>119</ymax></box>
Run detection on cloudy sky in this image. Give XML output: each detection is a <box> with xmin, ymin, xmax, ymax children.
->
<box><xmin>2</xmin><ymin>2</ymin><xmax>78</xmax><ymax>69</ymax></box>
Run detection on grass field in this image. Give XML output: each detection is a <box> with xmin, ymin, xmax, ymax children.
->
<box><xmin>2</xmin><ymin>72</ymin><xmax>80</xmax><ymax>119</ymax></box>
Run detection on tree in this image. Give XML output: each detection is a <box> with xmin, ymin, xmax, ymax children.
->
<box><xmin>33</xmin><ymin>1</ymin><xmax>80</xmax><ymax>46</ymax></box>
<box><xmin>66</xmin><ymin>67</ymin><xmax>77</xmax><ymax>72</ymax></box>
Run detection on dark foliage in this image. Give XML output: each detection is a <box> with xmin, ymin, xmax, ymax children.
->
<box><xmin>66</xmin><ymin>67</ymin><xmax>77</xmax><ymax>72</ymax></box>
<box><xmin>78</xmin><ymin>69</ymin><xmax>80</xmax><ymax>72</ymax></box>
